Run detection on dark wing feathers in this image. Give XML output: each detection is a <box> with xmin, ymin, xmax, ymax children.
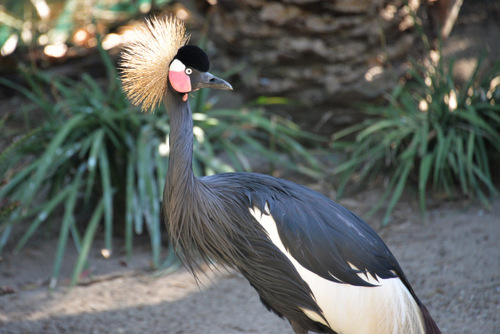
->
<box><xmin>269</xmin><ymin>177</ymin><xmax>421</xmax><ymax>300</ymax></box>
<box><xmin>202</xmin><ymin>172</ymin><xmax>419</xmax><ymax>303</ymax></box>
<box><xmin>211</xmin><ymin>173</ymin><xmax>410</xmax><ymax>283</ymax></box>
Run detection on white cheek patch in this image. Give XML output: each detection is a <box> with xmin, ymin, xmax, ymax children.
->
<box><xmin>169</xmin><ymin>59</ymin><xmax>186</xmax><ymax>72</ymax></box>
<box><xmin>168</xmin><ymin>59</ymin><xmax>191</xmax><ymax>93</ymax></box>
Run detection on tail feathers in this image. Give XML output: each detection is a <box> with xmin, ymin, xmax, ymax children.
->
<box><xmin>419</xmin><ymin>304</ymin><xmax>441</xmax><ymax>334</ymax></box>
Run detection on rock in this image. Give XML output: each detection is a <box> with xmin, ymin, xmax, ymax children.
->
<box><xmin>203</xmin><ymin>0</ymin><xmax>429</xmax><ymax>132</ymax></box>
<box><xmin>259</xmin><ymin>3</ymin><xmax>302</xmax><ymax>26</ymax></box>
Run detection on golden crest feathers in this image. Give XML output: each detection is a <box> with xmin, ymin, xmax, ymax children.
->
<box><xmin>120</xmin><ymin>16</ymin><xmax>190</xmax><ymax>112</ymax></box>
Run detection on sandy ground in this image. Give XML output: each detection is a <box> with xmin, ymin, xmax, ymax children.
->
<box><xmin>1</xmin><ymin>196</ymin><xmax>499</xmax><ymax>334</ymax></box>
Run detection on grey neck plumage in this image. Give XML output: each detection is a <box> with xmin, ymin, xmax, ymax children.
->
<box><xmin>163</xmin><ymin>87</ymin><xmax>195</xmax><ymax>198</ymax></box>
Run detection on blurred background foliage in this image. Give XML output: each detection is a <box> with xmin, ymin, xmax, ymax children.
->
<box><xmin>0</xmin><ymin>0</ymin><xmax>173</xmax><ymax>56</ymax></box>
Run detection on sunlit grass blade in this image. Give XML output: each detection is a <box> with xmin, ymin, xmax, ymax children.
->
<box><xmin>143</xmin><ymin>141</ymin><xmax>161</xmax><ymax>267</ymax></box>
<box><xmin>70</xmin><ymin>200</ymin><xmax>104</xmax><ymax>287</ymax></box>
<box><xmin>99</xmin><ymin>146</ymin><xmax>113</xmax><ymax>253</ymax></box>
<box><xmin>383</xmin><ymin>161</ymin><xmax>412</xmax><ymax>226</ymax></box>
<box><xmin>125</xmin><ymin>158</ymin><xmax>135</xmax><ymax>261</ymax></box>
<box><xmin>454</xmin><ymin>137</ymin><xmax>468</xmax><ymax>194</ymax></box>
<box><xmin>51</xmin><ymin>172</ymin><xmax>82</xmax><ymax>289</ymax></box>
<box><xmin>418</xmin><ymin>154</ymin><xmax>433</xmax><ymax>213</ymax></box>
<box><xmin>84</xmin><ymin>130</ymin><xmax>104</xmax><ymax>203</ymax></box>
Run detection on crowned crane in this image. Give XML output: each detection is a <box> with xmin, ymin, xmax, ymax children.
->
<box><xmin>120</xmin><ymin>16</ymin><xmax>441</xmax><ymax>334</ymax></box>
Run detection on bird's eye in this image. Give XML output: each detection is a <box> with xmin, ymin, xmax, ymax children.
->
<box><xmin>185</xmin><ymin>68</ymin><xmax>193</xmax><ymax>75</ymax></box>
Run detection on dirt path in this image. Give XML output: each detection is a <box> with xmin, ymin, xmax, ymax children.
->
<box><xmin>1</xmin><ymin>198</ymin><xmax>499</xmax><ymax>334</ymax></box>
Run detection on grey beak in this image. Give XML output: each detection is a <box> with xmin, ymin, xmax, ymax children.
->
<box><xmin>191</xmin><ymin>72</ymin><xmax>233</xmax><ymax>91</ymax></box>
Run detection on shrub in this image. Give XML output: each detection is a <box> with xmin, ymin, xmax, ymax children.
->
<box><xmin>332</xmin><ymin>51</ymin><xmax>500</xmax><ymax>225</ymax></box>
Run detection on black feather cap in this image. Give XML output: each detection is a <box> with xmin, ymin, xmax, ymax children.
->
<box><xmin>173</xmin><ymin>45</ymin><xmax>210</xmax><ymax>72</ymax></box>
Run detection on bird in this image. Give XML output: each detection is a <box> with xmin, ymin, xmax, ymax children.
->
<box><xmin>120</xmin><ymin>16</ymin><xmax>441</xmax><ymax>334</ymax></box>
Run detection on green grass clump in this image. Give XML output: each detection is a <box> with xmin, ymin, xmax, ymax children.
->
<box><xmin>332</xmin><ymin>51</ymin><xmax>500</xmax><ymax>225</ymax></box>
<box><xmin>0</xmin><ymin>45</ymin><xmax>323</xmax><ymax>288</ymax></box>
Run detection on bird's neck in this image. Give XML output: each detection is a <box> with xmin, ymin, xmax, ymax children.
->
<box><xmin>164</xmin><ymin>87</ymin><xmax>196</xmax><ymax>203</ymax></box>
<box><xmin>161</xmin><ymin>86</ymin><xmax>252</xmax><ymax>273</ymax></box>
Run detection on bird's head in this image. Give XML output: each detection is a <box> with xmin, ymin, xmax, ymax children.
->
<box><xmin>168</xmin><ymin>45</ymin><xmax>232</xmax><ymax>101</ymax></box>
<box><xmin>120</xmin><ymin>16</ymin><xmax>232</xmax><ymax>111</ymax></box>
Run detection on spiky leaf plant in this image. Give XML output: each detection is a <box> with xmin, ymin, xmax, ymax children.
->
<box><xmin>0</xmin><ymin>45</ymin><xmax>323</xmax><ymax>288</ymax></box>
<box><xmin>332</xmin><ymin>51</ymin><xmax>500</xmax><ymax>225</ymax></box>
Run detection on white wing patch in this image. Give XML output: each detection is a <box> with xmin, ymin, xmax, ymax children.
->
<box><xmin>249</xmin><ymin>204</ymin><xmax>426</xmax><ymax>334</ymax></box>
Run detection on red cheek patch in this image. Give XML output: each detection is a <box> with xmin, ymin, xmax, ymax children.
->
<box><xmin>169</xmin><ymin>71</ymin><xmax>191</xmax><ymax>93</ymax></box>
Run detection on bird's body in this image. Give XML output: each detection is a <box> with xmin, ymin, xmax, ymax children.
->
<box><xmin>120</xmin><ymin>16</ymin><xmax>441</xmax><ymax>334</ymax></box>
<box><xmin>173</xmin><ymin>172</ymin><xmax>428</xmax><ymax>334</ymax></box>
